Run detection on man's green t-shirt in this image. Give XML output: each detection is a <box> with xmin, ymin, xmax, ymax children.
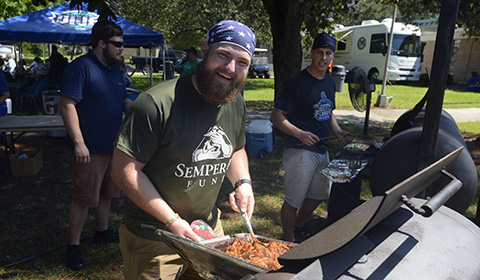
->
<box><xmin>115</xmin><ymin>76</ymin><xmax>246</xmax><ymax>240</ymax></box>
<box><xmin>180</xmin><ymin>60</ymin><xmax>199</xmax><ymax>77</ymax></box>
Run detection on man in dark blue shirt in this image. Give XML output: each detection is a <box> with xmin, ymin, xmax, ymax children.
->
<box><xmin>0</xmin><ymin>59</ymin><xmax>10</xmax><ymax>106</ymax></box>
<box><xmin>270</xmin><ymin>33</ymin><xmax>352</xmax><ymax>243</ymax></box>
<box><xmin>60</xmin><ymin>19</ymin><xmax>133</xmax><ymax>271</ymax></box>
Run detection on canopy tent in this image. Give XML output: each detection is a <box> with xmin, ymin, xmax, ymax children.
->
<box><xmin>0</xmin><ymin>2</ymin><xmax>164</xmax><ymax>47</ymax></box>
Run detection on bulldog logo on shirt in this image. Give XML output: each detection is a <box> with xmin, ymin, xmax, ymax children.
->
<box><xmin>192</xmin><ymin>125</ymin><xmax>233</xmax><ymax>162</ymax></box>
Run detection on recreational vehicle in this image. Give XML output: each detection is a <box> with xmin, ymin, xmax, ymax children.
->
<box><xmin>303</xmin><ymin>19</ymin><xmax>423</xmax><ymax>82</ymax></box>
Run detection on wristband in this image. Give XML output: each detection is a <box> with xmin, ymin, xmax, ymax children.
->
<box><xmin>234</xmin><ymin>179</ymin><xmax>252</xmax><ymax>190</ymax></box>
<box><xmin>168</xmin><ymin>216</ymin><xmax>181</xmax><ymax>230</ymax></box>
<box><xmin>165</xmin><ymin>213</ymin><xmax>179</xmax><ymax>229</ymax></box>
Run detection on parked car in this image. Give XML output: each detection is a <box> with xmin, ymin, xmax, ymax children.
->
<box><xmin>0</xmin><ymin>45</ymin><xmax>15</xmax><ymax>60</ymax></box>
<box><xmin>248</xmin><ymin>56</ymin><xmax>270</xmax><ymax>79</ymax></box>
<box><xmin>130</xmin><ymin>49</ymin><xmax>185</xmax><ymax>75</ymax></box>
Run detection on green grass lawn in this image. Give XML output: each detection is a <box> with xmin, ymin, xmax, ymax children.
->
<box><xmin>249</xmin><ymin>78</ymin><xmax>480</xmax><ymax>110</ymax></box>
<box><xmin>131</xmin><ymin>76</ymin><xmax>480</xmax><ymax>134</ymax></box>
<box><xmin>132</xmin><ymin>75</ymin><xmax>480</xmax><ymax>110</ymax></box>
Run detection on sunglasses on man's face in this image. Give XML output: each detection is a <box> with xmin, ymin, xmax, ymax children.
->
<box><xmin>107</xmin><ymin>40</ymin><xmax>124</xmax><ymax>48</ymax></box>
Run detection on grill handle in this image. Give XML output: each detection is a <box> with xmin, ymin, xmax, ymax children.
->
<box><xmin>401</xmin><ymin>169</ymin><xmax>462</xmax><ymax>217</ymax></box>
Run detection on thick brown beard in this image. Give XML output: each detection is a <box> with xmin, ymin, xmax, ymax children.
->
<box><xmin>103</xmin><ymin>48</ymin><xmax>123</xmax><ymax>65</ymax></box>
<box><xmin>194</xmin><ymin>57</ymin><xmax>245</xmax><ymax>105</ymax></box>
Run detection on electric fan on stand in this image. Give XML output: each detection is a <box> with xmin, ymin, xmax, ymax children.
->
<box><xmin>345</xmin><ymin>67</ymin><xmax>376</xmax><ymax>135</ymax></box>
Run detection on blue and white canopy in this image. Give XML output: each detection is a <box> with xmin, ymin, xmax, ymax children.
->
<box><xmin>0</xmin><ymin>2</ymin><xmax>164</xmax><ymax>47</ymax></box>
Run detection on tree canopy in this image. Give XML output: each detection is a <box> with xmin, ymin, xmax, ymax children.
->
<box><xmin>0</xmin><ymin>0</ymin><xmax>63</xmax><ymax>20</ymax></box>
<box><xmin>340</xmin><ymin>0</ymin><xmax>439</xmax><ymax>27</ymax></box>
<box><xmin>117</xmin><ymin>0</ymin><xmax>271</xmax><ymax>51</ymax></box>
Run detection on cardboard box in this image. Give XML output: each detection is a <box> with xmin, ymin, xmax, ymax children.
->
<box><xmin>10</xmin><ymin>150</ymin><xmax>44</xmax><ymax>176</ymax></box>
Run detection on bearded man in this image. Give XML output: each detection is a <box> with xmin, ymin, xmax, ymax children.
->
<box><xmin>111</xmin><ymin>20</ymin><xmax>256</xmax><ymax>280</ymax></box>
<box><xmin>60</xmin><ymin>19</ymin><xmax>133</xmax><ymax>271</ymax></box>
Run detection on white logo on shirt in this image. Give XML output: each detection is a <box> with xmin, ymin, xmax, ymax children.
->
<box><xmin>192</xmin><ymin>125</ymin><xmax>233</xmax><ymax>162</ymax></box>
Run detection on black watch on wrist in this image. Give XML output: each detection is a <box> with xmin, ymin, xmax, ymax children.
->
<box><xmin>234</xmin><ymin>179</ymin><xmax>252</xmax><ymax>189</ymax></box>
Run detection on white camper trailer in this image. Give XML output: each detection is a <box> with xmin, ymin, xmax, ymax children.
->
<box><xmin>303</xmin><ymin>19</ymin><xmax>422</xmax><ymax>82</ymax></box>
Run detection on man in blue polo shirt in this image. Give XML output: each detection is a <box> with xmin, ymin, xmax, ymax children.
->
<box><xmin>59</xmin><ymin>18</ymin><xmax>133</xmax><ymax>271</ymax></box>
<box><xmin>0</xmin><ymin>59</ymin><xmax>10</xmax><ymax>109</ymax></box>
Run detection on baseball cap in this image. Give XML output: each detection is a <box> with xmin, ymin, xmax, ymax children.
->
<box><xmin>184</xmin><ymin>46</ymin><xmax>197</xmax><ymax>55</ymax></box>
<box><xmin>312</xmin><ymin>32</ymin><xmax>336</xmax><ymax>52</ymax></box>
<box><xmin>207</xmin><ymin>20</ymin><xmax>257</xmax><ymax>56</ymax></box>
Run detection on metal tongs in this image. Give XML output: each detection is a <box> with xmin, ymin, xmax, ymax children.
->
<box><xmin>230</xmin><ymin>191</ymin><xmax>259</xmax><ymax>247</ymax></box>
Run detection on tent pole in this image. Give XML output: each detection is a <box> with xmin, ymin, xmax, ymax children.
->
<box><xmin>18</xmin><ymin>42</ymin><xmax>23</xmax><ymax>63</ymax></box>
<box><xmin>163</xmin><ymin>45</ymin><xmax>166</xmax><ymax>81</ymax></box>
<box><xmin>149</xmin><ymin>46</ymin><xmax>153</xmax><ymax>86</ymax></box>
<box><xmin>375</xmin><ymin>4</ymin><xmax>397</xmax><ymax>108</ymax></box>
<box><xmin>71</xmin><ymin>45</ymin><xmax>76</xmax><ymax>61</ymax></box>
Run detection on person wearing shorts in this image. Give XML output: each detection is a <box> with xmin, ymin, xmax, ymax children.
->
<box><xmin>59</xmin><ymin>19</ymin><xmax>133</xmax><ymax>271</ymax></box>
<box><xmin>282</xmin><ymin>148</ymin><xmax>331</xmax><ymax>209</ymax></box>
<box><xmin>270</xmin><ymin>32</ymin><xmax>352</xmax><ymax>243</ymax></box>
<box><xmin>68</xmin><ymin>152</ymin><xmax>120</xmax><ymax>204</ymax></box>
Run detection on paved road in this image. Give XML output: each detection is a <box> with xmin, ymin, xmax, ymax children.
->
<box><xmin>247</xmin><ymin>108</ymin><xmax>480</xmax><ymax>125</ymax></box>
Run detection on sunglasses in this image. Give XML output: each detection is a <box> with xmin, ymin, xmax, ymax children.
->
<box><xmin>107</xmin><ymin>40</ymin><xmax>124</xmax><ymax>48</ymax></box>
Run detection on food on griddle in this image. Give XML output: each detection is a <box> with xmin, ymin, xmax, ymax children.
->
<box><xmin>344</xmin><ymin>143</ymin><xmax>369</xmax><ymax>152</ymax></box>
<box><xmin>220</xmin><ymin>237</ymin><xmax>292</xmax><ymax>270</ymax></box>
<box><xmin>322</xmin><ymin>160</ymin><xmax>353</xmax><ymax>180</ymax></box>
<box><xmin>321</xmin><ymin>159</ymin><xmax>368</xmax><ymax>183</ymax></box>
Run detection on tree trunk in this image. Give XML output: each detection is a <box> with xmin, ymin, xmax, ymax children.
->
<box><xmin>262</xmin><ymin>0</ymin><xmax>303</xmax><ymax>100</ymax></box>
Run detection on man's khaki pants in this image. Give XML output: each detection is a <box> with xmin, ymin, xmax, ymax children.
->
<box><xmin>120</xmin><ymin>219</ymin><xmax>224</xmax><ymax>280</ymax></box>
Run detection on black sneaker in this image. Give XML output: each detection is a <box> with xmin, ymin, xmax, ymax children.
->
<box><xmin>93</xmin><ymin>228</ymin><xmax>119</xmax><ymax>244</ymax></box>
<box><xmin>65</xmin><ymin>245</ymin><xmax>85</xmax><ymax>271</ymax></box>
<box><xmin>294</xmin><ymin>227</ymin><xmax>311</xmax><ymax>243</ymax></box>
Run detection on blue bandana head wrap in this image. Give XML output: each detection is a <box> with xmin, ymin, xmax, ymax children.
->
<box><xmin>207</xmin><ymin>20</ymin><xmax>257</xmax><ymax>56</ymax></box>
